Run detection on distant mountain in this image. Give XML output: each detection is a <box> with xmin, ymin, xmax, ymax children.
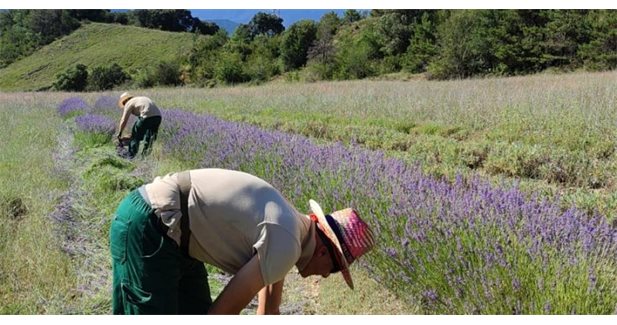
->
<box><xmin>206</xmin><ymin>19</ymin><xmax>241</xmax><ymax>34</ymax></box>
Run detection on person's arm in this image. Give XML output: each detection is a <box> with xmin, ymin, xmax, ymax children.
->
<box><xmin>208</xmin><ymin>254</ymin><xmax>265</xmax><ymax>315</ymax></box>
<box><xmin>257</xmin><ymin>279</ymin><xmax>284</xmax><ymax>315</ymax></box>
<box><xmin>116</xmin><ymin>105</ymin><xmax>132</xmax><ymax>138</ymax></box>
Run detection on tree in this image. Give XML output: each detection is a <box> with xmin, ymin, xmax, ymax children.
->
<box><xmin>333</xmin><ymin>20</ymin><xmax>379</xmax><ymax>79</ymax></box>
<box><xmin>67</xmin><ymin>10</ymin><xmax>111</xmax><ymax>22</ymax></box>
<box><xmin>578</xmin><ymin>10</ymin><xmax>617</xmax><ymax>70</ymax></box>
<box><xmin>304</xmin><ymin>11</ymin><xmax>340</xmax><ymax>80</ymax></box>
<box><xmin>135</xmin><ymin>60</ymin><xmax>183</xmax><ymax>87</ymax></box>
<box><xmin>28</xmin><ymin>10</ymin><xmax>80</xmax><ymax>44</ymax></box>
<box><xmin>215</xmin><ymin>52</ymin><xmax>249</xmax><ymax>84</ymax></box>
<box><xmin>248</xmin><ymin>12</ymin><xmax>284</xmax><ymax>38</ymax></box>
<box><xmin>88</xmin><ymin>63</ymin><xmax>130</xmax><ymax>91</ymax></box>
<box><xmin>403</xmin><ymin>11</ymin><xmax>439</xmax><ymax>73</ymax></box>
<box><xmin>541</xmin><ymin>10</ymin><xmax>590</xmax><ymax>69</ymax></box>
<box><xmin>280</xmin><ymin>20</ymin><xmax>317</xmax><ymax>71</ymax></box>
<box><xmin>53</xmin><ymin>64</ymin><xmax>88</xmax><ymax>91</ymax></box>
<box><xmin>187</xmin><ymin>29</ymin><xmax>228</xmax><ymax>81</ymax></box>
<box><xmin>374</xmin><ymin>11</ymin><xmax>414</xmax><ymax>57</ymax></box>
<box><xmin>190</xmin><ymin>18</ymin><xmax>220</xmax><ymax>35</ymax></box>
<box><xmin>0</xmin><ymin>10</ymin><xmax>40</xmax><ymax>67</ymax></box>
<box><xmin>129</xmin><ymin>9</ymin><xmax>218</xmax><ymax>34</ymax></box>
<box><xmin>244</xmin><ymin>34</ymin><xmax>281</xmax><ymax>82</ymax></box>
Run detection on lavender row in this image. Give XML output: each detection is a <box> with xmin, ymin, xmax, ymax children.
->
<box><xmin>158</xmin><ymin>109</ymin><xmax>617</xmax><ymax>314</ymax></box>
<box><xmin>74</xmin><ymin>114</ymin><xmax>116</xmax><ymax>135</ymax></box>
<box><xmin>57</xmin><ymin>95</ymin><xmax>120</xmax><ymax>116</ymax></box>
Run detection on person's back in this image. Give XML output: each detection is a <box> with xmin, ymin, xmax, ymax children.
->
<box><xmin>144</xmin><ymin>168</ymin><xmax>314</xmax><ymax>283</ymax></box>
<box><xmin>123</xmin><ymin>96</ymin><xmax>161</xmax><ymax>119</ymax></box>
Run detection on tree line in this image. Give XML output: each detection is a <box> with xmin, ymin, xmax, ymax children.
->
<box><xmin>2</xmin><ymin>9</ymin><xmax>616</xmax><ymax>91</ymax></box>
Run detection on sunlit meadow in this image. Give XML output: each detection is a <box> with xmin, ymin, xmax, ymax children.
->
<box><xmin>2</xmin><ymin>70</ymin><xmax>617</xmax><ymax>314</ymax></box>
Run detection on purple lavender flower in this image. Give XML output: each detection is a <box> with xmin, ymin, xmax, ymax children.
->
<box><xmin>92</xmin><ymin>95</ymin><xmax>119</xmax><ymax>114</ymax></box>
<box><xmin>57</xmin><ymin>97</ymin><xmax>89</xmax><ymax>118</ymax></box>
<box><xmin>75</xmin><ymin>114</ymin><xmax>115</xmax><ymax>135</ymax></box>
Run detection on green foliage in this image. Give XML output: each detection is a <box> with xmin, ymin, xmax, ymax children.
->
<box><xmin>403</xmin><ymin>11</ymin><xmax>439</xmax><ymax>73</ymax></box>
<box><xmin>578</xmin><ymin>10</ymin><xmax>617</xmax><ymax>71</ymax></box>
<box><xmin>305</xmin><ymin>15</ymin><xmax>339</xmax><ymax>81</ymax></box>
<box><xmin>87</xmin><ymin>63</ymin><xmax>130</xmax><ymax>91</ymax></box>
<box><xmin>53</xmin><ymin>63</ymin><xmax>88</xmax><ymax>91</ymax></box>
<box><xmin>130</xmin><ymin>9</ymin><xmax>218</xmax><ymax>35</ymax></box>
<box><xmin>0</xmin><ymin>10</ymin><xmax>80</xmax><ymax>67</ymax></box>
<box><xmin>280</xmin><ymin>20</ymin><xmax>317</xmax><ymax>71</ymax></box>
<box><xmin>333</xmin><ymin>21</ymin><xmax>379</xmax><ymax>79</ymax></box>
<box><xmin>215</xmin><ymin>52</ymin><xmax>249</xmax><ymax>84</ymax></box>
<box><xmin>244</xmin><ymin>38</ymin><xmax>281</xmax><ymax>83</ymax></box>
<box><xmin>74</xmin><ymin>130</ymin><xmax>113</xmax><ymax>149</ymax></box>
<box><xmin>134</xmin><ymin>60</ymin><xmax>183</xmax><ymax>88</ymax></box>
<box><xmin>3</xmin><ymin>9</ymin><xmax>617</xmax><ymax>89</ymax></box>
<box><xmin>0</xmin><ymin>23</ymin><xmax>201</xmax><ymax>91</ymax></box>
<box><xmin>342</xmin><ymin>9</ymin><xmax>365</xmax><ymax>24</ymax></box>
<box><xmin>248</xmin><ymin>12</ymin><xmax>284</xmax><ymax>38</ymax></box>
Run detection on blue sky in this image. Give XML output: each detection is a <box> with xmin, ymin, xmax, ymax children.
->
<box><xmin>190</xmin><ymin>9</ymin><xmax>350</xmax><ymax>27</ymax></box>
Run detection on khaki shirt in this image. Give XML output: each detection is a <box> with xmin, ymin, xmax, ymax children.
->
<box><xmin>118</xmin><ymin>96</ymin><xmax>161</xmax><ymax>133</ymax></box>
<box><xmin>143</xmin><ymin>168</ymin><xmax>316</xmax><ymax>285</ymax></box>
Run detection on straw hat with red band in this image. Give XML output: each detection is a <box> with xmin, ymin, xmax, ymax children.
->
<box><xmin>118</xmin><ymin>92</ymin><xmax>134</xmax><ymax>108</ymax></box>
<box><xmin>308</xmin><ymin>199</ymin><xmax>375</xmax><ymax>289</ymax></box>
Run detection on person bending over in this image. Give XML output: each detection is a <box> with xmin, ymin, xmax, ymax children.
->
<box><xmin>109</xmin><ymin>168</ymin><xmax>375</xmax><ymax>314</ymax></box>
<box><xmin>116</xmin><ymin>92</ymin><xmax>162</xmax><ymax>159</ymax></box>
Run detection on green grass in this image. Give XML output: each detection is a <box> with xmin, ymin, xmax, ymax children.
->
<box><xmin>0</xmin><ymin>22</ymin><xmax>202</xmax><ymax>91</ymax></box>
<box><xmin>0</xmin><ymin>93</ymin><xmax>76</xmax><ymax>313</ymax></box>
<box><xmin>131</xmin><ymin>71</ymin><xmax>617</xmax><ymax>220</ymax></box>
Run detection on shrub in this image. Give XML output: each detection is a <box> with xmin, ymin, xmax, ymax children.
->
<box><xmin>56</xmin><ymin>97</ymin><xmax>89</xmax><ymax>118</ymax></box>
<box><xmin>215</xmin><ymin>52</ymin><xmax>249</xmax><ymax>84</ymax></box>
<box><xmin>134</xmin><ymin>60</ymin><xmax>182</xmax><ymax>88</ymax></box>
<box><xmin>53</xmin><ymin>64</ymin><xmax>88</xmax><ymax>91</ymax></box>
<box><xmin>88</xmin><ymin>63</ymin><xmax>130</xmax><ymax>91</ymax></box>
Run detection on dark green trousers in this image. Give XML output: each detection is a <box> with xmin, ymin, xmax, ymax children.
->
<box><xmin>129</xmin><ymin>116</ymin><xmax>162</xmax><ymax>158</ymax></box>
<box><xmin>110</xmin><ymin>190</ymin><xmax>212</xmax><ymax>314</ymax></box>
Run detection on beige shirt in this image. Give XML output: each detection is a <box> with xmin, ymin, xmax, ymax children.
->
<box><xmin>118</xmin><ymin>96</ymin><xmax>162</xmax><ymax>133</ymax></box>
<box><xmin>143</xmin><ymin>168</ymin><xmax>316</xmax><ymax>285</ymax></box>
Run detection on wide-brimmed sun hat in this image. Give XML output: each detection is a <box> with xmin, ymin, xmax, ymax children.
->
<box><xmin>118</xmin><ymin>92</ymin><xmax>134</xmax><ymax>108</ymax></box>
<box><xmin>309</xmin><ymin>199</ymin><xmax>375</xmax><ymax>289</ymax></box>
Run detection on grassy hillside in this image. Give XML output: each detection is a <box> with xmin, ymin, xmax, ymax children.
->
<box><xmin>0</xmin><ymin>22</ymin><xmax>199</xmax><ymax>91</ymax></box>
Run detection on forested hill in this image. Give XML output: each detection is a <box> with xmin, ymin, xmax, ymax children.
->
<box><xmin>1</xmin><ymin>9</ymin><xmax>616</xmax><ymax>92</ymax></box>
<box><xmin>0</xmin><ymin>23</ymin><xmax>201</xmax><ymax>91</ymax></box>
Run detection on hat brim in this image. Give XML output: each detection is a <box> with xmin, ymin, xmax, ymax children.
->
<box><xmin>309</xmin><ymin>199</ymin><xmax>354</xmax><ymax>289</ymax></box>
<box><xmin>118</xmin><ymin>96</ymin><xmax>132</xmax><ymax>108</ymax></box>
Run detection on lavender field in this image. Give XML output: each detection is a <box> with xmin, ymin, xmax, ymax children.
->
<box><xmin>2</xmin><ymin>73</ymin><xmax>617</xmax><ymax>314</ymax></box>
<box><xmin>155</xmin><ymin>106</ymin><xmax>617</xmax><ymax>314</ymax></box>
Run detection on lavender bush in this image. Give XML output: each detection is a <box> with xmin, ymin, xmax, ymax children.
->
<box><xmin>92</xmin><ymin>95</ymin><xmax>118</xmax><ymax>114</ymax></box>
<box><xmin>74</xmin><ymin>113</ymin><xmax>116</xmax><ymax>147</ymax></box>
<box><xmin>158</xmin><ymin>109</ymin><xmax>617</xmax><ymax>314</ymax></box>
<box><xmin>57</xmin><ymin>97</ymin><xmax>89</xmax><ymax>118</ymax></box>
